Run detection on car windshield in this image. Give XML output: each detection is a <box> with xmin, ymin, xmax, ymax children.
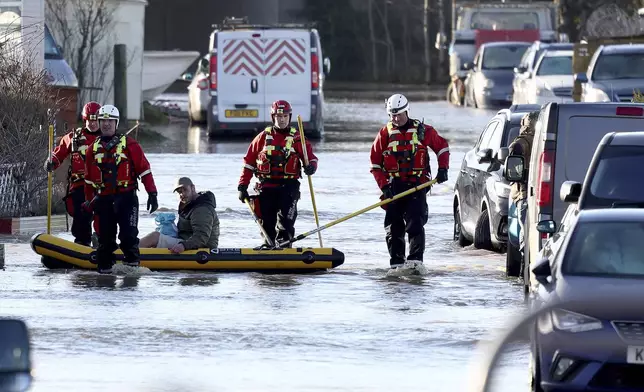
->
<box><xmin>482</xmin><ymin>46</ymin><xmax>529</xmax><ymax>70</ymax></box>
<box><xmin>592</xmin><ymin>53</ymin><xmax>644</xmax><ymax>80</ymax></box>
<box><xmin>564</xmin><ymin>221</ymin><xmax>644</xmax><ymax>277</ymax></box>
<box><xmin>469</xmin><ymin>11</ymin><xmax>539</xmax><ymax>30</ymax></box>
<box><xmin>587</xmin><ymin>145</ymin><xmax>644</xmax><ymax>206</ymax></box>
<box><xmin>536</xmin><ymin>55</ymin><xmax>572</xmax><ymax>76</ymax></box>
<box><xmin>44</xmin><ymin>26</ymin><xmax>62</xmax><ymax>58</ymax></box>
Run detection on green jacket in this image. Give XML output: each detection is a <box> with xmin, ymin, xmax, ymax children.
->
<box><xmin>177</xmin><ymin>191</ymin><xmax>220</xmax><ymax>250</ymax></box>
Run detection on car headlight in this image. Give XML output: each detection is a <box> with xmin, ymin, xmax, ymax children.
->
<box><xmin>551</xmin><ymin>309</ymin><xmax>603</xmax><ymax>332</ymax></box>
<box><xmin>483</xmin><ymin>79</ymin><xmax>495</xmax><ymax>88</ymax></box>
<box><xmin>494</xmin><ymin>182</ymin><xmax>510</xmax><ymax>198</ymax></box>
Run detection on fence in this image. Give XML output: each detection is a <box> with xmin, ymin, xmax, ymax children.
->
<box><xmin>0</xmin><ymin>162</ymin><xmax>49</xmax><ymax>218</ymax></box>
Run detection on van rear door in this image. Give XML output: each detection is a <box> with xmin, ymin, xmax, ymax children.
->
<box><xmin>217</xmin><ymin>30</ymin><xmax>265</xmax><ymax>124</ymax></box>
<box><xmin>261</xmin><ymin>30</ymin><xmax>312</xmax><ymax>124</ymax></box>
<box><xmin>553</xmin><ymin>104</ymin><xmax>644</xmax><ymax>221</ymax></box>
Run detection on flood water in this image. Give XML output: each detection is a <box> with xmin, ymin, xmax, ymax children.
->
<box><xmin>1</xmin><ymin>96</ymin><xmax>530</xmax><ymax>391</ymax></box>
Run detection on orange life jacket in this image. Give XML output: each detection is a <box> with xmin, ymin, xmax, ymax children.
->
<box><xmin>382</xmin><ymin>120</ymin><xmax>429</xmax><ymax>181</ymax></box>
<box><xmin>255</xmin><ymin>126</ymin><xmax>301</xmax><ymax>180</ymax></box>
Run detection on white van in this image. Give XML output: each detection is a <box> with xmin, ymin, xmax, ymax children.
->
<box><xmin>206</xmin><ymin>17</ymin><xmax>331</xmax><ymax>139</ymax></box>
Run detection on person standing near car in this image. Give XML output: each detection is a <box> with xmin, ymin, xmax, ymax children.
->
<box><xmin>369</xmin><ymin>93</ymin><xmax>450</xmax><ymax>269</ymax></box>
<box><xmin>508</xmin><ymin>110</ymin><xmax>539</xmax><ymax>256</ymax></box>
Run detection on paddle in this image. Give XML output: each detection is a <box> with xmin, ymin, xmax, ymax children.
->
<box><xmin>46</xmin><ymin>124</ymin><xmax>54</xmax><ymax>234</ymax></box>
<box><xmin>245</xmin><ymin>196</ymin><xmax>275</xmax><ymax>248</ymax></box>
<box><xmin>278</xmin><ymin>178</ymin><xmax>438</xmax><ymax>248</ymax></box>
<box><xmin>296</xmin><ymin>115</ymin><xmax>323</xmax><ymax>248</ymax></box>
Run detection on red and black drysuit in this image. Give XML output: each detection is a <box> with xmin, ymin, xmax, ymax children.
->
<box><xmin>238</xmin><ymin>125</ymin><xmax>318</xmax><ymax>248</ymax></box>
<box><xmin>370</xmin><ymin>118</ymin><xmax>450</xmax><ymax>267</ymax></box>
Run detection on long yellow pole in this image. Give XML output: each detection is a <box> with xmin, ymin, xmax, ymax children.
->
<box><xmin>297</xmin><ymin>115</ymin><xmax>323</xmax><ymax>248</ymax></box>
<box><xmin>245</xmin><ymin>198</ymin><xmax>275</xmax><ymax>248</ymax></box>
<box><xmin>279</xmin><ymin>178</ymin><xmax>438</xmax><ymax>248</ymax></box>
<box><xmin>46</xmin><ymin>124</ymin><xmax>53</xmax><ymax>234</ymax></box>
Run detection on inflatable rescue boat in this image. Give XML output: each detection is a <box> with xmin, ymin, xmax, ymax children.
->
<box><xmin>31</xmin><ymin>233</ymin><xmax>344</xmax><ymax>273</ymax></box>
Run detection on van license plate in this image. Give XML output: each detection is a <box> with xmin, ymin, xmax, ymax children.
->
<box><xmin>225</xmin><ymin>109</ymin><xmax>258</xmax><ymax>118</ymax></box>
<box><xmin>627</xmin><ymin>346</ymin><xmax>644</xmax><ymax>364</ymax></box>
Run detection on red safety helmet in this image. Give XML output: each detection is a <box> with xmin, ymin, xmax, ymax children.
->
<box><xmin>82</xmin><ymin>101</ymin><xmax>101</xmax><ymax>121</ymax></box>
<box><xmin>270</xmin><ymin>100</ymin><xmax>292</xmax><ymax>121</ymax></box>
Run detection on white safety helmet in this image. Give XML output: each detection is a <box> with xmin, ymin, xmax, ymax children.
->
<box><xmin>385</xmin><ymin>93</ymin><xmax>410</xmax><ymax>117</ymax></box>
<box><xmin>98</xmin><ymin>104</ymin><xmax>120</xmax><ymax>128</ymax></box>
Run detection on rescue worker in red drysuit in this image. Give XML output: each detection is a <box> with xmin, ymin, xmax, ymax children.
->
<box><xmin>370</xmin><ymin>94</ymin><xmax>450</xmax><ymax>269</ymax></box>
<box><xmin>237</xmin><ymin>100</ymin><xmax>318</xmax><ymax>249</ymax></box>
<box><xmin>83</xmin><ymin>104</ymin><xmax>159</xmax><ymax>273</ymax></box>
<box><xmin>44</xmin><ymin>101</ymin><xmax>102</xmax><ymax>246</ymax></box>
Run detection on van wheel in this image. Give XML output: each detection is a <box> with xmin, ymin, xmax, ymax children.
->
<box><xmin>474</xmin><ymin>210</ymin><xmax>492</xmax><ymax>250</ymax></box>
<box><xmin>506</xmin><ymin>241</ymin><xmax>522</xmax><ymax>277</ymax></box>
<box><xmin>453</xmin><ymin>203</ymin><xmax>472</xmax><ymax>247</ymax></box>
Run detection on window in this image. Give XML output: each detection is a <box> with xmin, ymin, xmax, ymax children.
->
<box><xmin>592</xmin><ymin>53</ymin><xmax>644</xmax><ymax>80</ymax></box>
<box><xmin>563</xmin><ymin>221</ymin><xmax>644</xmax><ymax>277</ymax></box>
<box><xmin>536</xmin><ymin>55</ymin><xmax>572</xmax><ymax>76</ymax></box>
<box><xmin>477</xmin><ymin>120</ymin><xmax>499</xmax><ymax>151</ymax></box>
<box><xmin>44</xmin><ymin>25</ymin><xmax>62</xmax><ymax>59</ymax></box>
<box><xmin>504</xmin><ymin>126</ymin><xmax>521</xmax><ymax>147</ymax></box>
<box><xmin>482</xmin><ymin>45</ymin><xmax>530</xmax><ymax>70</ymax></box>
<box><xmin>587</xmin><ymin>145</ymin><xmax>644</xmax><ymax>206</ymax></box>
<box><xmin>488</xmin><ymin>121</ymin><xmax>504</xmax><ymax>152</ymax></box>
<box><xmin>470</xmin><ymin>11</ymin><xmax>540</xmax><ymax>30</ymax></box>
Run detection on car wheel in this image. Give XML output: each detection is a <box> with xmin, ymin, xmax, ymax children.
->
<box><xmin>474</xmin><ymin>210</ymin><xmax>493</xmax><ymax>250</ymax></box>
<box><xmin>530</xmin><ymin>347</ymin><xmax>544</xmax><ymax>392</ymax></box>
<box><xmin>453</xmin><ymin>203</ymin><xmax>472</xmax><ymax>247</ymax></box>
<box><xmin>506</xmin><ymin>241</ymin><xmax>522</xmax><ymax>277</ymax></box>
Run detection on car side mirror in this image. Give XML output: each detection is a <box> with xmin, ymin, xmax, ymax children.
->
<box><xmin>435</xmin><ymin>32</ymin><xmax>447</xmax><ymax>50</ymax></box>
<box><xmin>323</xmin><ymin>57</ymin><xmax>331</xmax><ymax>75</ymax></box>
<box><xmin>503</xmin><ymin>155</ymin><xmax>525</xmax><ymax>182</ymax></box>
<box><xmin>57</xmin><ymin>44</ymin><xmax>64</xmax><ymax>55</ymax></box>
<box><xmin>181</xmin><ymin>72</ymin><xmax>193</xmax><ymax>81</ymax></box>
<box><xmin>532</xmin><ymin>257</ymin><xmax>552</xmax><ymax>287</ymax></box>
<box><xmin>537</xmin><ymin>219</ymin><xmax>556</xmax><ymax>234</ymax></box>
<box><xmin>0</xmin><ymin>319</ymin><xmax>33</xmax><ymax>392</ymax></box>
<box><xmin>477</xmin><ymin>148</ymin><xmax>493</xmax><ymax>163</ymax></box>
<box><xmin>462</xmin><ymin>62</ymin><xmax>472</xmax><ymax>71</ymax></box>
<box><xmin>514</xmin><ymin>66</ymin><xmax>527</xmax><ymax>74</ymax></box>
<box><xmin>560</xmin><ymin>181</ymin><xmax>582</xmax><ymax>203</ymax></box>
<box><xmin>574</xmin><ymin>73</ymin><xmax>588</xmax><ymax>84</ymax></box>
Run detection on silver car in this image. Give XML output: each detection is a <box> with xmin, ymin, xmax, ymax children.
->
<box><xmin>184</xmin><ymin>54</ymin><xmax>211</xmax><ymax>123</ymax></box>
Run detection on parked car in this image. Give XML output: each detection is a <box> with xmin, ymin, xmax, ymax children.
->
<box><xmin>529</xmin><ymin>208</ymin><xmax>644</xmax><ymax>391</ymax></box>
<box><xmin>43</xmin><ymin>24</ymin><xmax>78</xmax><ymax>88</ymax></box>
<box><xmin>453</xmin><ymin>104</ymin><xmax>541</xmax><ymax>254</ymax></box>
<box><xmin>576</xmin><ymin>43</ymin><xmax>644</xmax><ymax>103</ymax></box>
<box><xmin>185</xmin><ymin>53</ymin><xmax>211</xmax><ymax>123</ymax></box>
<box><xmin>463</xmin><ymin>41</ymin><xmax>531</xmax><ymax>109</ymax></box>
<box><xmin>204</xmin><ymin>17</ymin><xmax>331</xmax><ymax>139</ymax></box>
<box><xmin>503</xmin><ymin>102</ymin><xmax>644</xmax><ymax>294</ymax></box>
<box><xmin>522</xmin><ymin>49</ymin><xmax>573</xmax><ymax>105</ymax></box>
<box><xmin>512</xmin><ymin>41</ymin><xmax>574</xmax><ymax>105</ymax></box>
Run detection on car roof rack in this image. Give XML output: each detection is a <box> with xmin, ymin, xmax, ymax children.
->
<box><xmin>212</xmin><ymin>16</ymin><xmax>317</xmax><ymax>31</ymax></box>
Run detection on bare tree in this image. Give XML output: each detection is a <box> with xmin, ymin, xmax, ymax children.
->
<box><xmin>368</xmin><ymin>0</ymin><xmax>379</xmax><ymax>80</ymax></box>
<box><xmin>0</xmin><ymin>23</ymin><xmax>68</xmax><ymax>217</ymax></box>
<box><xmin>45</xmin><ymin>0</ymin><xmax>116</xmax><ymax>104</ymax></box>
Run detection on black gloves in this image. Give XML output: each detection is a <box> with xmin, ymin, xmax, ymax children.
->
<box><xmin>436</xmin><ymin>168</ymin><xmax>448</xmax><ymax>184</ymax></box>
<box><xmin>44</xmin><ymin>159</ymin><xmax>54</xmax><ymax>172</ymax></box>
<box><xmin>303</xmin><ymin>164</ymin><xmax>316</xmax><ymax>175</ymax></box>
<box><xmin>147</xmin><ymin>192</ymin><xmax>158</xmax><ymax>213</ymax></box>
<box><xmin>381</xmin><ymin>184</ymin><xmax>394</xmax><ymax>200</ymax></box>
<box><xmin>238</xmin><ymin>184</ymin><xmax>250</xmax><ymax>203</ymax></box>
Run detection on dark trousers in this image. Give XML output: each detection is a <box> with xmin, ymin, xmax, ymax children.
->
<box><xmin>67</xmin><ymin>186</ymin><xmax>92</xmax><ymax>245</ymax></box>
<box><xmin>256</xmin><ymin>181</ymin><xmax>300</xmax><ymax>247</ymax></box>
<box><xmin>384</xmin><ymin>180</ymin><xmax>429</xmax><ymax>266</ymax></box>
<box><xmin>95</xmin><ymin>191</ymin><xmax>140</xmax><ymax>269</ymax></box>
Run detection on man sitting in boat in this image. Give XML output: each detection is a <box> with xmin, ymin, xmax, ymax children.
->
<box><xmin>140</xmin><ymin>177</ymin><xmax>220</xmax><ymax>252</ymax></box>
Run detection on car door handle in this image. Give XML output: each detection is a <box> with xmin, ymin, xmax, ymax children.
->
<box><xmin>250</xmin><ymin>78</ymin><xmax>258</xmax><ymax>93</ymax></box>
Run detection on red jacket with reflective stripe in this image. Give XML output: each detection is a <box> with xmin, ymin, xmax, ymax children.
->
<box><xmin>238</xmin><ymin>127</ymin><xmax>318</xmax><ymax>187</ymax></box>
<box><xmin>51</xmin><ymin>127</ymin><xmax>100</xmax><ymax>191</ymax></box>
<box><xmin>84</xmin><ymin>135</ymin><xmax>157</xmax><ymax>200</ymax></box>
<box><xmin>370</xmin><ymin>121</ymin><xmax>450</xmax><ymax>189</ymax></box>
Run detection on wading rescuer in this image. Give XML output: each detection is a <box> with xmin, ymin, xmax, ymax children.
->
<box><xmin>237</xmin><ymin>100</ymin><xmax>318</xmax><ymax>249</ymax></box>
<box><xmin>83</xmin><ymin>104</ymin><xmax>158</xmax><ymax>274</ymax></box>
<box><xmin>44</xmin><ymin>101</ymin><xmax>102</xmax><ymax>246</ymax></box>
<box><xmin>370</xmin><ymin>94</ymin><xmax>450</xmax><ymax>269</ymax></box>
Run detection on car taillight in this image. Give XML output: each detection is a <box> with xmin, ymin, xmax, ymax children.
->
<box><xmin>536</xmin><ymin>150</ymin><xmax>553</xmax><ymax>207</ymax></box>
<box><xmin>209</xmin><ymin>54</ymin><xmax>217</xmax><ymax>90</ymax></box>
<box><xmin>616</xmin><ymin>106</ymin><xmax>644</xmax><ymax>116</ymax></box>
<box><xmin>311</xmin><ymin>52</ymin><xmax>319</xmax><ymax>90</ymax></box>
